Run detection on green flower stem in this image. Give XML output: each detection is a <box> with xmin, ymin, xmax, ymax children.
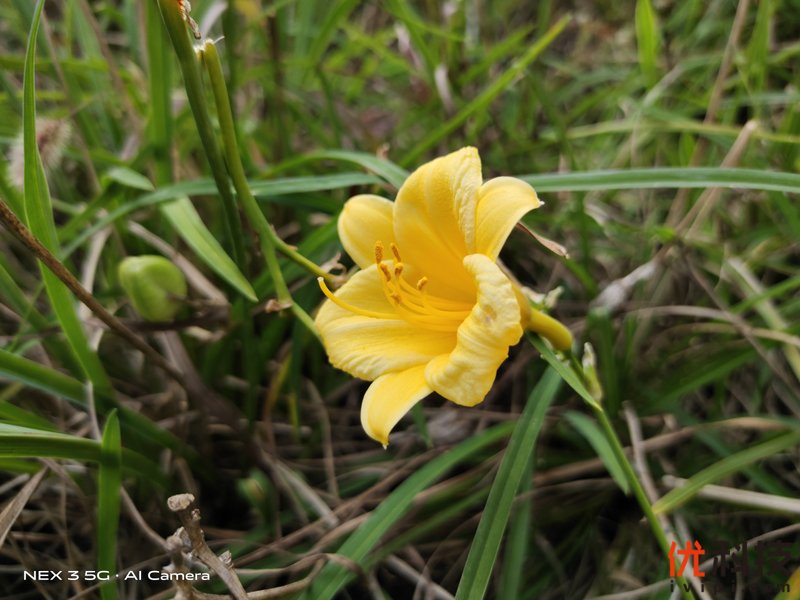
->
<box><xmin>199</xmin><ymin>40</ymin><xmax>319</xmax><ymax>338</ymax></box>
<box><xmin>550</xmin><ymin>343</ymin><xmax>693</xmax><ymax>598</ymax></box>
<box><xmin>153</xmin><ymin>0</ymin><xmax>246</xmax><ymax>269</ymax></box>
<box><xmin>590</xmin><ymin>400</ymin><xmax>694</xmax><ymax>599</ymax></box>
<box><xmin>200</xmin><ymin>40</ymin><xmax>335</xmax><ymax>284</ymax></box>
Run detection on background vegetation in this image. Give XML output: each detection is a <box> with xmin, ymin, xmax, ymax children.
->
<box><xmin>0</xmin><ymin>0</ymin><xmax>799</xmax><ymax>598</ymax></box>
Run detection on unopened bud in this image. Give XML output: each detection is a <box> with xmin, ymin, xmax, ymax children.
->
<box><xmin>118</xmin><ymin>256</ymin><xmax>187</xmax><ymax>321</ymax></box>
<box><xmin>581</xmin><ymin>342</ymin><xmax>604</xmax><ymax>403</ymax></box>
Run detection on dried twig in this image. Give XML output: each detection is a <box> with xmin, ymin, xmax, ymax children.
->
<box><xmin>167</xmin><ymin>493</ymin><xmax>248</xmax><ymax>600</ymax></box>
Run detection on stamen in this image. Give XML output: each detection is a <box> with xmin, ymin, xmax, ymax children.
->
<box><xmin>317</xmin><ymin>278</ymin><xmax>399</xmax><ymax>320</ymax></box>
<box><xmin>379</xmin><ymin>263</ymin><xmax>392</xmax><ymax>282</ymax></box>
<box><xmin>322</xmin><ymin>235</ymin><xmax>474</xmax><ymax>332</ymax></box>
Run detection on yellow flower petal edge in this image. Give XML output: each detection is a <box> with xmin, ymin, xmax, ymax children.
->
<box><xmin>337</xmin><ymin>194</ymin><xmax>396</xmax><ymax>270</ymax></box>
<box><xmin>476</xmin><ymin>177</ymin><xmax>541</xmax><ymax>260</ymax></box>
<box><xmin>424</xmin><ymin>254</ymin><xmax>524</xmax><ymax>406</ymax></box>
<box><xmin>315</xmin><ymin>147</ymin><xmax>571</xmax><ymax>445</ymax></box>
<box><xmin>393</xmin><ymin>147</ymin><xmax>481</xmax><ymax>301</ymax></box>
<box><xmin>361</xmin><ymin>365</ymin><xmax>431</xmax><ymax>446</ymax></box>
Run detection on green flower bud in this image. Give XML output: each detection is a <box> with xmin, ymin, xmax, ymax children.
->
<box><xmin>118</xmin><ymin>256</ymin><xmax>187</xmax><ymax>321</ymax></box>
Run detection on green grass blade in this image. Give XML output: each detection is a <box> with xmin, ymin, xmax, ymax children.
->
<box><xmin>297</xmin><ymin>150</ymin><xmax>409</xmax><ymax>189</ymax></box>
<box><xmin>652</xmin><ymin>430</ymin><xmax>800</xmax><ymax>515</ymax></box>
<box><xmin>0</xmin><ymin>347</ymin><xmax>86</xmax><ymax>405</ymax></box>
<box><xmin>103</xmin><ymin>167</ymin><xmax>155</xmax><ymax>192</ymax></box>
<box><xmin>62</xmin><ymin>173</ymin><xmax>376</xmax><ymax>257</ymax></box>
<box><xmin>146</xmin><ymin>0</ymin><xmax>173</xmax><ymax>184</ymax></box>
<box><xmin>635</xmin><ymin>0</ymin><xmax>661</xmax><ymax>86</ymax></box>
<box><xmin>497</xmin><ymin>453</ymin><xmax>532</xmax><ymax>600</ymax></box>
<box><xmin>528</xmin><ymin>335</ymin><xmax>599</xmax><ymax>409</ymax></box>
<box><xmin>251</xmin><ymin>173</ymin><xmax>386</xmax><ymax>198</ymax></box>
<box><xmin>0</xmin><ymin>393</ymin><xmax>57</xmax><ymax>432</ymax></box>
<box><xmin>0</xmin><ymin>423</ymin><xmax>165</xmax><ymax>485</ymax></box>
<box><xmin>21</xmin><ymin>0</ymin><xmax>111</xmax><ymax>396</ymax></box>
<box><xmin>97</xmin><ymin>411</ymin><xmax>121</xmax><ymax>600</ymax></box>
<box><xmin>521</xmin><ymin>167</ymin><xmax>800</xmax><ymax>194</ymax></box>
<box><xmin>0</xmin><ymin>258</ymin><xmax>48</xmax><ymax>330</ymax></box>
<box><xmin>564</xmin><ymin>411</ymin><xmax>630</xmax><ymax>494</ymax></box>
<box><xmin>305</xmin><ymin>420</ymin><xmax>517</xmax><ymax>599</ymax></box>
<box><xmin>455</xmin><ymin>369</ymin><xmax>561</xmax><ymax>600</ymax></box>
<box><xmin>161</xmin><ymin>197</ymin><xmax>257</xmax><ymax>301</ymax></box>
<box><xmin>0</xmin><ymin>422</ymin><xmax>105</xmax><ymax>461</ymax></box>
<box><xmin>745</xmin><ymin>0</ymin><xmax>772</xmax><ymax>100</ymax></box>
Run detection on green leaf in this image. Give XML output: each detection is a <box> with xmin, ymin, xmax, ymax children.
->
<box><xmin>652</xmin><ymin>430</ymin><xmax>800</xmax><ymax>515</ymax></box>
<box><xmin>0</xmin><ymin>423</ymin><xmax>165</xmax><ymax>485</ymax></box>
<box><xmin>103</xmin><ymin>166</ymin><xmax>155</xmax><ymax>191</ymax></box>
<box><xmin>97</xmin><ymin>411</ymin><xmax>121</xmax><ymax>600</ymax></box>
<box><xmin>0</xmin><ymin>396</ymin><xmax>57</xmax><ymax>432</ymax></box>
<box><xmin>521</xmin><ymin>167</ymin><xmax>800</xmax><ymax>194</ymax></box>
<box><xmin>160</xmin><ymin>197</ymin><xmax>257</xmax><ymax>302</ymax></box>
<box><xmin>564</xmin><ymin>411</ymin><xmax>630</xmax><ymax>494</ymax></box>
<box><xmin>528</xmin><ymin>335</ymin><xmax>599</xmax><ymax>409</ymax></box>
<box><xmin>62</xmin><ymin>173</ymin><xmax>374</xmax><ymax>257</ymax></box>
<box><xmin>21</xmin><ymin>0</ymin><xmax>111</xmax><ymax>396</ymax></box>
<box><xmin>635</xmin><ymin>0</ymin><xmax>661</xmax><ymax>86</ymax></box>
<box><xmin>745</xmin><ymin>0</ymin><xmax>773</xmax><ymax>97</ymax></box>
<box><xmin>0</xmin><ymin>347</ymin><xmax>85</xmax><ymax>405</ymax></box>
<box><xmin>304</xmin><ymin>420</ymin><xmax>517</xmax><ymax>599</ymax></box>
<box><xmin>299</xmin><ymin>150</ymin><xmax>409</xmax><ymax>189</ymax></box>
<box><xmin>250</xmin><ymin>172</ymin><xmax>384</xmax><ymax>198</ymax></box>
<box><xmin>455</xmin><ymin>368</ymin><xmax>561</xmax><ymax>600</ymax></box>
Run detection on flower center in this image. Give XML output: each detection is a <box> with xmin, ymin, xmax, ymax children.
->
<box><xmin>318</xmin><ymin>241</ymin><xmax>473</xmax><ymax>332</ymax></box>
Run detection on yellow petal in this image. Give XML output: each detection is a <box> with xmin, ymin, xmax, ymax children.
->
<box><xmin>361</xmin><ymin>365</ymin><xmax>431</xmax><ymax>446</ymax></box>
<box><xmin>338</xmin><ymin>194</ymin><xmax>396</xmax><ymax>269</ymax></box>
<box><xmin>315</xmin><ymin>265</ymin><xmax>457</xmax><ymax>381</ymax></box>
<box><xmin>475</xmin><ymin>177</ymin><xmax>541</xmax><ymax>260</ymax></box>
<box><xmin>425</xmin><ymin>254</ymin><xmax>523</xmax><ymax>406</ymax></box>
<box><xmin>393</xmin><ymin>148</ymin><xmax>482</xmax><ymax>301</ymax></box>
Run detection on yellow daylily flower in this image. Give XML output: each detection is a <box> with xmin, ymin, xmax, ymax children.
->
<box><xmin>316</xmin><ymin>147</ymin><xmax>572</xmax><ymax>446</ymax></box>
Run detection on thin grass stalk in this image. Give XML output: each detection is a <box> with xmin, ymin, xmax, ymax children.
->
<box><xmin>152</xmin><ymin>0</ymin><xmax>246</xmax><ymax>269</ymax></box>
<box><xmin>201</xmin><ymin>42</ymin><xmax>336</xmax><ymax>283</ymax></box>
<box><xmin>199</xmin><ymin>39</ymin><xmax>319</xmax><ymax>337</ymax></box>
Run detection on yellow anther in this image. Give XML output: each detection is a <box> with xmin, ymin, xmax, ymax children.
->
<box><xmin>390</xmin><ymin>242</ymin><xmax>402</xmax><ymax>263</ymax></box>
<box><xmin>379</xmin><ymin>263</ymin><xmax>392</xmax><ymax>282</ymax></box>
<box><xmin>394</xmin><ymin>263</ymin><xmax>404</xmax><ymax>277</ymax></box>
<box><xmin>374</xmin><ymin>241</ymin><xmax>384</xmax><ymax>264</ymax></box>
<box><xmin>416</xmin><ymin>277</ymin><xmax>428</xmax><ymax>291</ymax></box>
